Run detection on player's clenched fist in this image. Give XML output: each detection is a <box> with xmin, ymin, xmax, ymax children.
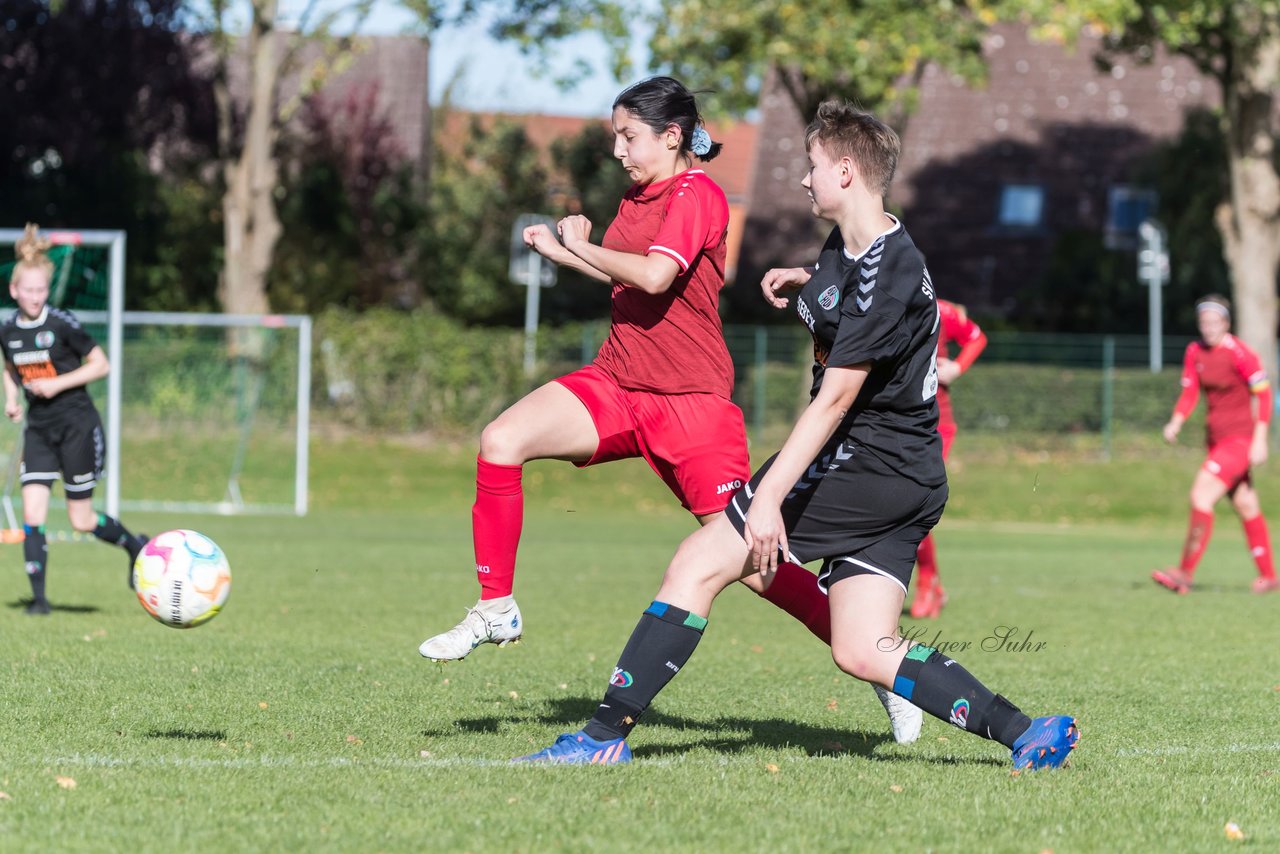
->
<box><xmin>557</xmin><ymin>215</ymin><xmax>592</xmax><ymax>248</ymax></box>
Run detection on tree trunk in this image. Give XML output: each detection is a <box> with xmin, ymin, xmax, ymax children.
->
<box><xmin>218</xmin><ymin>0</ymin><xmax>282</xmax><ymax>352</ymax></box>
<box><xmin>1215</xmin><ymin>27</ymin><xmax>1280</xmax><ymax>397</ymax></box>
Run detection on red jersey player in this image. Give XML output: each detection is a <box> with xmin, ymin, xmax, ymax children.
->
<box><xmin>908</xmin><ymin>298</ymin><xmax>986</xmax><ymax>618</ymax></box>
<box><xmin>417</xmin><ymin>76</ymin><xmax>920</xmax><ymax>744</ymax></box>
<box><xmin>1152</xmin><ymin>294</ymin><xmax>1277</xmax><ymax>595</ymax></box>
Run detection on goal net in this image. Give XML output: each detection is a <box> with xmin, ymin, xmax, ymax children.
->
<box><xmin>0</xmin><ymin>229</ymin><xmax>311</xmax><ymax>530</ymax></box>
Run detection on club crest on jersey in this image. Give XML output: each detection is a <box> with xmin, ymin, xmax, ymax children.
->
<box><xmin>818</xmin><ymin>285</ymin><xmax>840</xmax><ymax>310</ymax></box>
<box><xmin>35</xmin><ymin>331</ymin><xmax>54</xmax><ymax>348</ymax></box>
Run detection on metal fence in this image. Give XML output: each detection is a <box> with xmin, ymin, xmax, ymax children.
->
<box><xmin>716</xmin><ymin>327</ymin><xmax>1201</xmax><ymax>452</ymax></box>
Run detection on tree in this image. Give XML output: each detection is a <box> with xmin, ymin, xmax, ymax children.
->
<box><xmin>0</xmin><ymin>0</ymin><xmax>219</xmax><ymax>308</ymax></box>
<box><xmin>200</xmin><ymin>0</ymin><xmax>427</xmax><ymax>322</ymax></box>
<box><xmin>1001</xmin><ymin>1</ymin><xmax>1280</xmax><ymax>382</ymax></box>
<box><xmin>473</xmin><ymin>0</ymin><xmax>997</xmax><ymax>125</ymax></box>
<box><xmin>271</xmin><ymin>83</ymin><xmax>424</xmax><ymax>312</ymax></box>
<box><xmin>421</xmin><ymin>113</ymin><xmax>553</xmax><ymax>325</ymax></box>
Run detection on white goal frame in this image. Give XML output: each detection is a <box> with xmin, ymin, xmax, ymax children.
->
<box><xmin>0</xmin><ymin>228</ymin><xmax>311</xmax><ymax>518</ymax></box>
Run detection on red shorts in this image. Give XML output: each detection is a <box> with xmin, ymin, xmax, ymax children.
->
<box><xmin>556</xmin><ymin>365</ymin><xmax>750</xmax><ymax>515</ymax></box>
<box><xmin>1203</xmin><ymin>435</ymin><xmax>1252</xmax><ymax>489</ymax></box>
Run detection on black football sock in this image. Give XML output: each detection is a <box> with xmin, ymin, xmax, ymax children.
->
<box><xmin>891</xmin><ymin>644</ymin><xmax>1032</xmax><ymax>748</ymax></box>
<box><xmin>93</xmin><ymin>514</ymin><xmax>139</xmax><ymax>553</ymax></box>
<box><xmin>582</xmin><ymin>601</ymin><xmax>707</xmax><ymax>742</ymax></box>
<box><xmin>23</xmin><ymin>524</ymin><xmax>47</xmax><ymax>602</ymax></box>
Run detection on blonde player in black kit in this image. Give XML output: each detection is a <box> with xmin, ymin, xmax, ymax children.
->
<box><xmin>516</xmin><ymin>102</ymin><xmax>1079</xmax><ymax>768</ymax></box>
<box><xmin>3</xmin><ymin>225</ymin><xmax>147</xmax><ymax>615</ymax></box>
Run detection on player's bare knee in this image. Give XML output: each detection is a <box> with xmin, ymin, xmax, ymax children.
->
<box><xmin>1233</xmin><ymin>491</ymin><xmax>1260</xmax><ymax>518</ymax></box>
<box><xmin>478</xmin><ymin>419</ymin><xmax>526</xmax><ymax>465</ymax></box>
<box><xmin>830</xmin><ymin>644</ymin><xmax>881</xmax><ymax>683</ymax></box>
<box><xmin>67</xmin><ymin>510</ymin><xmax>97</xmax><ymax>533</ymax></box>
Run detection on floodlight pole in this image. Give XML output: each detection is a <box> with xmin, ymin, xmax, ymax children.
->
<box><xmin>1138</xmin><ymin>219</ymin><xmax>1169</xmax><ymax>374</ymax></box>
<box><xmin>523</xmin><ymin>253</ymin><xmax>543</xmax><ymax>377</ymax></box>
<box><xmin>510</xmin><ymin>214</ymin><xmax>558</xmax><ymax>378</ymax></box>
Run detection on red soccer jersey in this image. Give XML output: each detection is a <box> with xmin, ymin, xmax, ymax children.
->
<box><xmin>1174</xmin><ymin>334</ymin><xmax>1270</xmax><ymax>445</ymax></box>
<box><xmin>592</xmin><ymin>169</ymin><xmax>733</xmax><ymax>398</ymax></box>
<box><xmin>936</xmin><ymin>299</ymin><xmax>985</xmax><ymax>427</ymax></box>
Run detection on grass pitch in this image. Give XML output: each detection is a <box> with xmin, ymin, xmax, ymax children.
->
<box><xmin>2</xmin><ymin>435</ymin><xmax>1277</xmax><ymax>852</ymax></box>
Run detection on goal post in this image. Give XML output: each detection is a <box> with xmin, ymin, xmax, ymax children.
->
<box><xmin>77</xmin><ymin>311</ymin><xmax>313</xmax><ymax>517</ymax></box>
<box><xmin>0</xmin><ymin>228</ymin><xmax>311</xmax><ymax>521</ymax></box>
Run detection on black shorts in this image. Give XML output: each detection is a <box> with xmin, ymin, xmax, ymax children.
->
<box><xmin>21</xmin><ymin>413</ymin><xmax>106</xmax><ymax>499</ymax></box>
<box><xmin>726</xmin><ymin>437</ymin><xmax>947</xmax><ymax>594</ymax></box>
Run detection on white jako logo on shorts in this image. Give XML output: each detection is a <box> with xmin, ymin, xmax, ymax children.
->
<box><xmin>716</xmin><ymin>479</ymin><xmax>743</xmax><ymax>495</ymax></box>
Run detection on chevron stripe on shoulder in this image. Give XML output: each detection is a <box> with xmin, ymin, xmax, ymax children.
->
<box><xmin>48</xmin><ymin>307</ymin><xmax>83</xmax><ymax>329</ymax></box>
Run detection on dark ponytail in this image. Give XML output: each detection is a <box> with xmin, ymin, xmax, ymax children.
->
<box><xmin>613</xmin><ymin>76</ymin><xmax>721</xmax><ymax>162</ymax></box>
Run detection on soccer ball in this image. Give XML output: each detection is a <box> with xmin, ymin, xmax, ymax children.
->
<box><xmin>132</xmin><ymin>529</ymin><xmax>231</xmax><ymax>628</ymax></box>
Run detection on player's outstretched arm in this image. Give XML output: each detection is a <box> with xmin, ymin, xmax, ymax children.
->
<box><xmin>759</xmin><ymin>267</ymin><xmax>813</xmax><ymax>309</ymax></box>
<box><xmin>744</xmin><ymin>363</ymin><xmax>869</xmax><ymax>579</ymax></box>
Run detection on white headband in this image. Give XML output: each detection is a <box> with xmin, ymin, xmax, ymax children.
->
<box><xmin>1196</xmin><ymin>301</ymin><xmax>1230</xmax><ymax>319</ymax></box>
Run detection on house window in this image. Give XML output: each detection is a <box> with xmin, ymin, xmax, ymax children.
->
<box><xmin>1105</xmin><ymin>186</ymin><xmax>1157</xmax><ymax>249</ymax></box>
<box><xmin>997</xmin><ymin>184</ymin><xmax>1044</xmax><ymax>228</ymax></box>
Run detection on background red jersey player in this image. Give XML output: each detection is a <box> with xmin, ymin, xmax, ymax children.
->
<box><xmin>1153</xmin><ymin>294</ymin><xmax>1277</xmax><ymax>595</ymax></box>
<box><xmin>909</xmin><ymin>298</ymin><xmax>987</xmax><ymax>618</ymax></box>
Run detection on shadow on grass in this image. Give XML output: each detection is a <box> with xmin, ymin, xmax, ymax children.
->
<box><xmin>145</xmin><ymin>728</ymin><xmax>229</xmax><ymax>741</ymax></box>
<box><xmin>7</xmin><ymin>598</ymin><xmax>101</xmax><ymax>614</ymax></box>
<box><xmin>426</xmin><ymin>696</ymin><xmax>1012</xmax><ymax>763</ymax></box>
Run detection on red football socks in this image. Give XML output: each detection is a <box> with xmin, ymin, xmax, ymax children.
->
<box><xmin>473</xmin><ymin>456</ymin><xmax>523</xmax><ymax>599</ymax></box>
<box><xmin>1243</xmin><ymin>515</ymin><xmax>1275</xmax><ymax>580</ymax></box>
<box><xmin>1179</xmin><ymin>508</ymin><xmax>1214</xmax><ymax>576</ymax></box>
<box><xmin>758</xmin><ymin>561</ymin><xmax>831</xmax><ymax>645</ymax></box>
<box><xmin>916</xmin><ymin>534</ymin><xmax>938</xmax><ymax>589</ymax></box>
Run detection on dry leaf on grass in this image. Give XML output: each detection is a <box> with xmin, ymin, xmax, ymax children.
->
<box><xmin>55</xmin><ymin>776</ymin><xmax>76</xmax><ymax>790</ymax></box>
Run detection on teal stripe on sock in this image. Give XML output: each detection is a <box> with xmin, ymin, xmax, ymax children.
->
<box><xmin>905</xmin><ymin>644</ymin><xmax>935</xmax><ymax>662</ymax></box>
<box><xmin>682</xmin><ymin>613</ymin><xmax>707</xmax><ymax>632</ymax></box>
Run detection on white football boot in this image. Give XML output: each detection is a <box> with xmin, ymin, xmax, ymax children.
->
<box><xmin>418</xmin><ymin>598</ymin><xmax>523</xmax><ymax>661</ymax></box>
<box><xmin>873</xmin><ymin>684</ymin><xmax>923</xmax><ymax>745</ymax></box>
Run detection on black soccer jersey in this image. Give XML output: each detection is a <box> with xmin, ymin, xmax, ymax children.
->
<box><xmin>0</xmin><ymin>306</ymin><xmax>100</xmax><ymax>427</ymax></box>
<box><xmin>794</xmin><ymin>216</ymin><xmax>945</xmax><ymax>487</ymax></box>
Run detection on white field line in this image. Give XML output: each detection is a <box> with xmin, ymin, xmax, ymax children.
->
<box><xmin>20</xmin><ymin>741</ymin><xmax>1280</xmax><ymax>771</ymax></box>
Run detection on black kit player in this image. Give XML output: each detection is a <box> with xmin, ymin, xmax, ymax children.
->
<box><xmin>515</xmin><ymin>102</ymin><xmax>1079</xmax><ymax>769</ymax></box>
<box><xmin>2</xmin><ymin>225</ymin><xmax>147</xmax><ymax>615</ymax></box>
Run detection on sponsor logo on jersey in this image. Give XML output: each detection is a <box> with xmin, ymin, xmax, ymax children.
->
<box><xmin>35</xmin><ymin>331</ymin><xmax>55</xmax><ymax>348</ymax></box>
<box><xmin>796</xmin><ymin>295</ymin><xmax>816</xmax><ymax>332</ymax></box>
<box><xmin>715</xmin><ymin>479</ymin><xmax>743</xmax><ymax>496</ymax></box>
<box><xmin>12</xmin><ymin>349</ymin><xmax>50</xmax><ymax>365</ymax></box>
<box><xmin>949</xmin><ymin>698</ymin><xmax>970</xmax><ymax>728</ymax></box>
<box><xmin>609</xmin><ymin>668</ymin><xmax>633</xmax><ymax>688</ymax></box>
<box><xmin>8</xmin><ymin>340</ymin><xmax>23</xmax><ymax>348</ymax></box>
<box><xmin>818</xmin><ymin>285</ymin><xmax>840</xmax><ymax>310</ymax></box>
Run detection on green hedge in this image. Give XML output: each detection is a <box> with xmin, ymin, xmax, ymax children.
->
<box><xmin>310</xmin><ymin>309</ymin><xmax>1196</xmax><ymax>438</ymax></box>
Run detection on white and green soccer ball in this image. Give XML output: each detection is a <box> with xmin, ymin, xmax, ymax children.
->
<box><xmin>132</xmin><ymin>529</ymin><xmax>231</xmax><ymax>628</ymax></box>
